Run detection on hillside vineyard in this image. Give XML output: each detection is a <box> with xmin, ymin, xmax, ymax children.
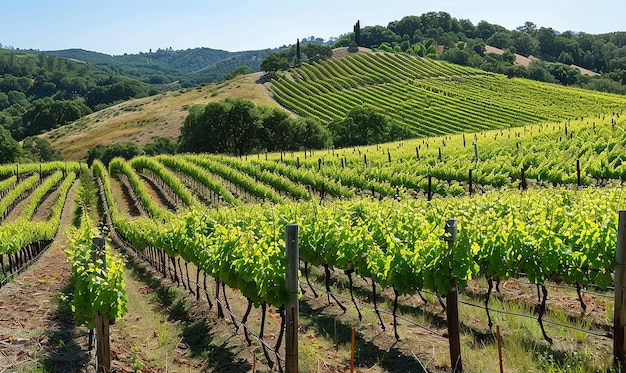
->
<box><xmin>271</xmin><ymin>52</ymin><xmax>626</xmax><ymax>137</ymax></box>
<box><xmin>78</xmin><ymin>115</ymin><xmax>622</xmax><ymax>309</ymax></box>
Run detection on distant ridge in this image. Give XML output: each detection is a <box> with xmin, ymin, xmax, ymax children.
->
<box><xmin>39</xmin><ymin>47</ymin><xmax>275</xmax><ymax>86</ymax></box>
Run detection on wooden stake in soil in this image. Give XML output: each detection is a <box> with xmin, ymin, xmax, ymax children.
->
<box><xmin>497</xmin><ymin>325</ymin><xmax>503</xmax><ymax>373</ymax></box>
<box><xmin>285</xmin><ymin>225</ymin><xmax>299</xmax><ymax>373</ymax></box>
<box><xmin>614</xmin><ymin>210</ymin><xmax>626</xmax><ymax>367</ymax></box>
<box><xmin>351</xmin><ymin>327</ymin><xmax>355</xmax><ymax>373</ymax></box>
<box><xmin>92</xmin><ymin>236</ymin><xmax>111</xmax><ymax>372</ymax></box>
<box><xmin>444</xmin><ymin>219</ymin><xmax>463</xmax><ymax>373</ymax></box>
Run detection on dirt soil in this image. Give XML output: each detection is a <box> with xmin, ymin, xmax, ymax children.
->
<box><xmin>0</xmin><ymin>172</ymin><xmax>615</xmax><ymax>372</ymax></box>
<box><xmin>0</xmin><ymin>182</ymin><xmax>95</xmax><ymax>372</ymax></box>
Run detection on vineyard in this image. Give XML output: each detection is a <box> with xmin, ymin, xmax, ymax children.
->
<box><xmin>270</xmin><ymin>52</ymin><xmax>626</xmax><ymax>137</ymax></box>
<box><xmin>3</xmin><ymin>59</ymin><xmax>626</xmax><ymax>370</ymax></box>
<box><xmin>78</xmin><ymin>115</ymin><xmax>626</xmax><ymax>370</ymax></box>
<box><xmin>0</xmin><ymin>162</ymin><xmax>79</xmax><ymax>285</ymax></box>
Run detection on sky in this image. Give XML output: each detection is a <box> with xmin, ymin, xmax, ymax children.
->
<box><xmin>0</xmin><ymin>0</ymin><xmax>624</xmax><ymax>56</ymax></box>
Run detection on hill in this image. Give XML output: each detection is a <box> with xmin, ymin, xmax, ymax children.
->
<box><xmin>41</xmin><ymin>73</ymin><xmax>280</xmax><ymax>161</ymax></box>
<box><xmin>0</xmin><ymin>48</ymin><xmax>156</xmax><ymax>144</ymax></box>
<box><xmin>41</xmin><ymin>47</ymin><xmax>275</xmax><ymax>87</ymax></box>
<box><xmin>269</xmin><ymin>51</ymin><xmax>626</xmax><ymax>137</ymax></box>
<box><xmin>43</xmin><ymin>48</ymin><xmax>626</xmax><ymax>162</ymax></box>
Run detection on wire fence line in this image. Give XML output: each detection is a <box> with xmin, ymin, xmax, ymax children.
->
<box><xmin>0</xmin><ymin>240</ymin><xmax>53</xmax><ymax>288</ymax></box>
<box><xmin>308</xmin><ymin>277</ymin><xmax>613</xmax><ymax>341</ymax></box>
<box><xmin>416</xmin><ymin>288</ymin><xmax>614</xmax><ymax>340</ymax></box>
<box><xmin>457</xmin><ymin>298</ymin><xmax>613</xmax><ymax>339</ymax></box>
<box><xmin>305</xmin><ymin>282</ymin><xmax>447</xmax><ymax>338</ymax></box>
<box><xmin>109</xmin><ymin>231</ymin><xmax>285</xmax><ymax>366</ymax></box>
<box><xmin>511</xmin><ymin>278</ymin><xmax>615</xmax><ymax>299</ymax></box>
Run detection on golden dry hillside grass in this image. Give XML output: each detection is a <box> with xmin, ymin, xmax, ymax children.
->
<box><xmin>484</xmin><ymin>45</ymin><xmax>598</xmax><ymax>76</ymax></box>
<box><xmin>42</xmin><ymin>72</ymin><xmax>281</xmax><ymax>161</ymax></box>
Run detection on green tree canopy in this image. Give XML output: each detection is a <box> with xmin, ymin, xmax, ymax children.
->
<box><xmin>143</xmin><ymin>137</ymin><xmax>178</xmax><ymax>156</ymax></box>
<box><xmin>178</xmin><ymin>98</ymin><xmax>330</xmax><ymax>154</ymax></box>
<box><xmin>86</xmin><ymin>142</ymin><xmax>144</xmax><ymax>166</ymax></box>
<box><xmin>260</xmin><ymin>53</ymin><xmax>290</xmax><ymax>74</ymax></box>
<box><xmin>20</xmin><ymin>98</ymin><xmax>92</xmax><ymax>139</ymax></box>
<box><xmin>329</xmin><ymin>106</ymin><xmax>392</xmax><ymax>147</ymax></box>
<box><xmin>21</xmin><ymin>137</ymin><xmax>64</xmax><ymax>162</ymax></box>
<box><xmin>0</xmin><ymin>128</ymin><xmax>21</xmax><ymax>163</ymax></box>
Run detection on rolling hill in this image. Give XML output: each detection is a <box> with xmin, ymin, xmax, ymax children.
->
<box><xmin>41</xmin><ymin>73</ymin><xmax>279</xmax><ymax>161</ymax></box>
<box><xmin>40</xmin><ymin>47</ymin><xmax>275</xmax><ymax>86</ymax></box>
<box><xmin>41</xmin><ymin>48</ymin><xmax>626</xmax><ymax>161</ymax></box>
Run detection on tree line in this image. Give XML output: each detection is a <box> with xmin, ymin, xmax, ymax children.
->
<box><xmin>263</xmin><ymin>12</ymin><xmax>626</xmax><ymax>94</ymax></box>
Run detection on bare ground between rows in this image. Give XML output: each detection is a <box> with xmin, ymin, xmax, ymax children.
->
<box><xmin>0</xmin><ymin>181</ymin><xmax>96</xmax><ymax>372</ymax></box>
<box><xmin>108</xmin><ymin>236</ymin><xmax>450</xmax><ymax>372</ymax></box>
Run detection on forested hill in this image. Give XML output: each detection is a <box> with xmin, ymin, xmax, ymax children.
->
<box><xmin>40</xmin><ymin>47</ymin><xmax>275</xmax><ymax>87</ymax></box>
<box><xmin>0</xmin><ymin>48</ymin><xmax>158</xmax><ymax>143</ymax></box>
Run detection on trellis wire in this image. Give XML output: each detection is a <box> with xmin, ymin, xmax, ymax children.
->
<box><xmin>111</xmin><ymin>232</ymin><xmax>285</xmax><ymax>364</ymax></box>
<box><xmin>307</xmin><ymin>283</ymin><xmax>446</xmax><ymax>338</ymax></box>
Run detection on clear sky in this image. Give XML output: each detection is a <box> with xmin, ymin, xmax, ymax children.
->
<box><xmin>0</xmin><ymin>0</ymin><xmax>624</xmax><ymax>56</ymax></box>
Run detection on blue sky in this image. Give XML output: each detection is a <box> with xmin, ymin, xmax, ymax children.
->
<box><xmin>0</xmin><ymin>0</ymin><xmax>624</xmax><ymax>55</ymax></box>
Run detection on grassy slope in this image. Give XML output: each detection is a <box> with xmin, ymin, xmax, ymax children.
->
<box><xmin>41</xmin><ymin>72</ymin><xmax>279</xmax><ymax>162</ymax></box>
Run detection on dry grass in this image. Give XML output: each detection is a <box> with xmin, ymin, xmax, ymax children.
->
<box><xmin>484</xmin><ymin>45</ymin><xmax>598</xmax><ymax>76</ymax></box>
<box><xmin>42</xmin><ymin>73</ymin><xmax>281</xmax><ymax>162</ymax></box>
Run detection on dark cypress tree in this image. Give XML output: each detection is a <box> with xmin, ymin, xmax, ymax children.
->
<box><xmin>296</xmin><ymin>38</ymin><xmax>301</xmax><ymax>61</ymax></box>
<box><xmin>355</xmin><ymin>20</ymin><xmax>361</xmax><ymax>46</ymax></box>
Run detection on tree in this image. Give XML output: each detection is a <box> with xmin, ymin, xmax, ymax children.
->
<box><xmin>178</xmin><ymin>98</ymin><xmax>259</xmax><ymax>156</ymax></box>
<box><xmin>258</xmin><ymin>107</ymin><xmax>292</xmax><ymax>151</ymax></box>
<box><xmin>477</xmin><ymin>21</ymin><xmax>497</xmax><ymax>40</ymax></box>
<box><xmin>301</xmin><ymin>44</ymin><xmax>332</xmax><ymax>62</ymax></box>
<box><xmin>511</xmin><ymin>31</ymin><xmax>539</xmax><ymax>56</ymax></box>
<box><xmin>0</xmin><ymin>128</ymin><xmax>21</xmax><ymax>163</ymax></box>
<box><xmin>443</xmin><ymin>47</ymin><xmax>471</xmax><ymax>65</ymax></box>
<box><xmin>260</xmin><ymin>53</ymin><xmax>290</xmax><ymax>74</ymax></box>
<box><xmin>517</xmin><ymin>21</ymin><xmax>537</xmax><ymax>33</ymax></box>
<box><xmin>20</xmin><ymin>98</ymin><xmax>92</xmax><ymax>139</ymax></box>
<box><xmin>297</xmin><ymin>118</ymin><xmax>332</xmax><ymax>150</ymax></box>
<box><xmin>359</xmin><ymin>25</ymin><xmax>399</xmax><ymax>48</ymax></box>
<box><xmin>329</xmin><ymin>106</ymin><xmax>392</xmax><ymax>147</ymax></box>
<box><xmin>225</xmin><ymin>66</ymin><xmax>253</xmax><ymax>80</ymax></box>
<box><xmin>487</xmin><ymin>32</ymin><xmax>512</xmax><ymax>49</ymax></box>
<box><xmin>528</xmin><ymin>60</ymin><xmax>556</xmax><ymax>83</ymax></box>
<box><xmin>296</xmin><ymin>39</ymin><xmax>301</xmax><ymax>61</ymax></box>
<box><xmin>537</xmin><ymin>27</ymin><xmax>557</xmax><ymax>57</ymax></box>
<box><xmin>558</xmin><ymin>51</ymin><xmax>575</xmax><ymax>65</ymax></box>
<box><xmin>22</xmin><ymin>137</ymin><xmax>63</xmax><ymax>162</ymax></box>
<box><xmin>86</xmin><ymin>142</ymin><xmax>144</xmax><ymax>166</ymax></box>
<box><xmin>143</xmin><ymin>137</ymin><xmax>177</xmax><ymax>156</ymax></box>
<box><xmin>388</xmin><ymin>16</ymin><xmax>422</xmax><ymax>42</ymax></box>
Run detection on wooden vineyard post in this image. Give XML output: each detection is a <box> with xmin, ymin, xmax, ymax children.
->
<box><xmin>614</xmin><ymin>211</ymin><xmax>626</xmax><ymax>367</ymax></box>
<box><xmin>350</xmin><ymin>327</ymin><xmax>355</xmax><ymax>372</ymax></box>
<box><xmin>427</xmin><ymin>175</ymin><xmax>432</xmax><ymax>201</ymax></box>
<box><xmin>92</xmin><ymin>236</ymin><xmax>111</xmax><ymax>372</ymax></box>
<box><xmin>445</xmin><ymin>219</ymin><xmax>463</xmax><ymax>373</ymax></box>
<box><xmin>285</xmin><ymin>225</ymin><xmax>299</xmax><ymax>373</ymax></box>
<box><xmin>497</xmin><ymin>325</ymin><xmax>503</xmax><ymax>373</ymax></box>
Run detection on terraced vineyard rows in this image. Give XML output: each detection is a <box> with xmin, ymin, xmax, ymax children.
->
<box><xmin>56</xmin><ymin>110</ymin><xmax>626</xmax><ymax>371</ymax></box>
<box><xmin>0</xmin><ymin>162</ymin><xmax>79</xmax><ymax>284</ymax></box>
<box><xmin>270</xmin><ymin>52</ymin><xmax>626</xmax><ymax>138</ymax></box>
<box><xmin>94</xmin><ymin>136</ymin><xmax>621</xmax><ymax>370</ymax></box>
<box><xmin>142</xmin><ymin>115</ymin><xmax>624</xmax><ymax>203</ymax></box>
